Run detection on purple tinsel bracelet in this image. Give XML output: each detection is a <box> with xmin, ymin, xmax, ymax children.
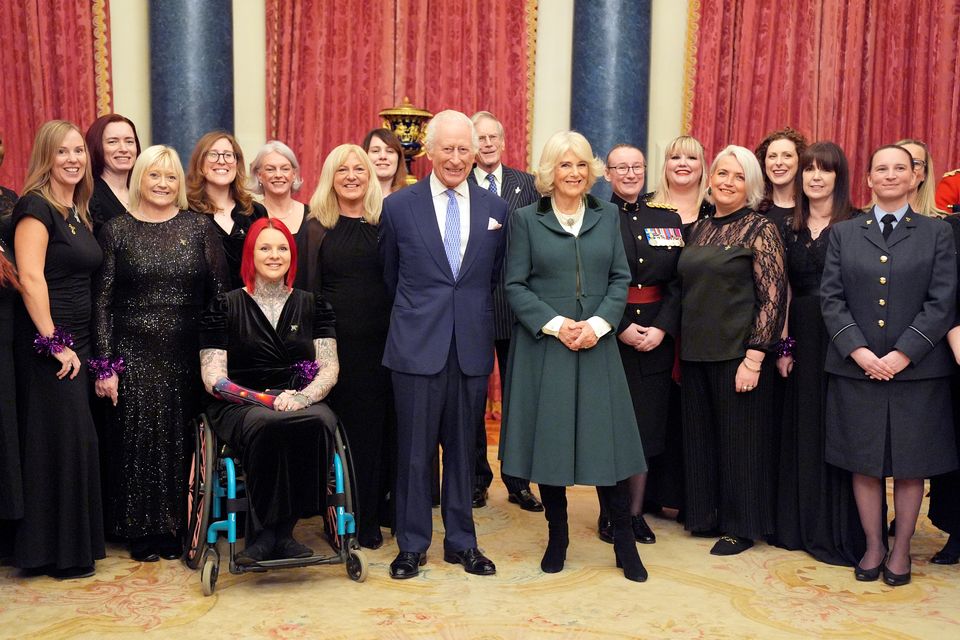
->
<box><xmin>291</xmin><ymin>360</ymin><xmax>319</xmax><ymax>390</ymax></box>
<box><xmin>33</xmin><ymin>327</ymin><xmax>75</xmax><ymax>356</ymax></box>
<box><xmin>88</xmin><ymin>356</ymin><xmax>126</xmax><ymax>380</ymax></box>
<box><xmin>776</xmin><ymin>336</ymin><xmax>797</xmax><ymax>358</ymax></box>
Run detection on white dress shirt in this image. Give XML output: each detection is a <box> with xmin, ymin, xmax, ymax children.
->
<box><xmin>473</xmin><ymin>164</ymin><xmax>503</xmax><ymax>195</ymax></box>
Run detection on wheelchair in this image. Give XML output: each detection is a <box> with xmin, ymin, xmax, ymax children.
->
<box><xmin>183</xmin><ymin>413</ymin><xmax>368</xmax><ymax>595</ymax></box>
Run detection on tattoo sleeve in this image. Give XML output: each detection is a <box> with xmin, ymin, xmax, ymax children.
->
<box><xmin>298</xmin><ymin>338</ymin><xmax>339</xmax><ymax>403</ymax></box>
<box><xmin>200</xmin><ymin>348</ymin><xmax>228</xmax><ymax>395</ymax></box>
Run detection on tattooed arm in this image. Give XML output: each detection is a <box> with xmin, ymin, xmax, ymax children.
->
<box><xmin>200</xmin><ymin>348</ymin><xmax>229</xmax><ymax>396</ymax></box>
<box><xmin>274</xmin><ymin>338</ymin><xmax>339</xmax><ymax>411</ymax></box>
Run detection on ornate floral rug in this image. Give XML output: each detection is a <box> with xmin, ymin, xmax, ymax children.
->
<box><xmin>2</xmin><ymin>453</ymin><xmax>958</xmax><ymax>639</ymax></box>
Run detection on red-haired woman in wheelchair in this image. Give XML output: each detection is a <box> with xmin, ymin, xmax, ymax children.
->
<box><xmin>198</xmin><ymin>217</ymin><xmax>339</xmax><ymax>564</ymax></box>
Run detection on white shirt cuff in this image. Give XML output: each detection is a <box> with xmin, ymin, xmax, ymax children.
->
<box><xmin>586</xmin><ymin>316</ymin><xmax>612</xmax><ymax>339</ymax></box>
<box><xmin>542</xmin><ymin>316</ymin><xmax>564</xmax><ymax>336</ymax></box>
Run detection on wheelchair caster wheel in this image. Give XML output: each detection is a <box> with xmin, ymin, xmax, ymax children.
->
<box><xmin>346</xmin><ymin>549</ymin><xmax>368</xmax><ymax>582</ymax></box>
<box><xmin>201</xmin><ymin>549</ymin><xmax>220</xmax><ymax>596</ymax></box>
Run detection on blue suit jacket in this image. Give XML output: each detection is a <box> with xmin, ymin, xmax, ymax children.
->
<box><xmin>379</xmin><ymin>177</ymin><xmax>509</xmax><ymax>376</ymax></box>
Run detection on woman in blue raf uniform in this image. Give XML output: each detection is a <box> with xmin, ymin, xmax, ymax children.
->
<box><xmin>821</xmin><ymin>145</ymin><xmax>958</xmax><ymax>587</ymax></box>
<box><xmin>595</xmin><ymin>144</ymin><xmax>682</xmax><ymax>546</ymax></box>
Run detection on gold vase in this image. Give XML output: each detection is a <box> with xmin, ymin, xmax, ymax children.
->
<box><xmin>379</xmin><ymin>97</ymin><xmax>433</xmax><ymax>185</ymax></box>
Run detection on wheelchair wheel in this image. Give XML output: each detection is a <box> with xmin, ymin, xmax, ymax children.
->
<box><xmin>184</xmin><ymin>415</ymin><xmax>216</xmax><ymax>570</ymax></box>
<box><xmin>346</xmin><ymin>548</ymin><xmax>368</xmax><ymax>582</ymax></box>
<box><xmin>201</xmin><ymin>547</ymin><xmax>220</xmax><ymax>596</ymax></box>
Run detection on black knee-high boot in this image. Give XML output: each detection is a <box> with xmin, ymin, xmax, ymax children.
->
<box><xmin>599</xmin><ymin>480</ymin><xmax>647</xmax><ymax>582</ymax></box>
<box><xmin>538</xmin><ymin>484</ymin><xmax>568</xmax><ymax>573</ymax></box>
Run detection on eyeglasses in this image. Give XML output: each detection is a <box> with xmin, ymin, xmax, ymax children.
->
<box><xmin>206</xmin><ymin>150</ymin><xmax>237</xmax><ymax>164</ymax></box>
<box><xmin>911</xmin><ymin>159</ymin><xmax>927</xmax><ymax>169</ymax></box>
<box><xmin>608</xmin><ymin>163</ymin><xmax>646</xmax><ymax>176</ymax></box>
<box><xmin>478</xmin><ymin>134</ymin><xmax>501</xmax><ymax>145</ymax></box>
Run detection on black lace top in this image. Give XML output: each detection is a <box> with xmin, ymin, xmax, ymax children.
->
<box><xmin>678</xmin><ymin>207</ymin><xmax>786</xmax><ymax>360</ymax></box>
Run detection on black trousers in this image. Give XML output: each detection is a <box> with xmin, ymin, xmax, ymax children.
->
<box><xmin>473</xmin><ymin>338</ymin><xmax>530</xmax><ymax>495</ymax></box>
<box><xmin>681</xmin><ymin>359</ymin><xmax>776</xmax><ymax>540</ymax></box>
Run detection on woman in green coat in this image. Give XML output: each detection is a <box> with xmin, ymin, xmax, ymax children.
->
<box><xmin>499</xmin><ymin>131</ymin><xmax>648</xmax><ymax>582</ymax></box>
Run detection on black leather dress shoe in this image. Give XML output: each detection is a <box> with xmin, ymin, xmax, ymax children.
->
<box><xmin>130</xmin><ymin>538</ymin><xmax>160</xmax><ymax>563</ymax></box>
<box><xmin>508</xmin><ymin>489</ymin><xmax>544</xmax><ymax>512</ymax></box>
<box><xmin>632</xmin><ymin>515</ymin><xmax>656</xmax><ymax>544</ymax></box>
<box><xmin>389</xmin><ymin>551</ymin><xmax>426</xmax><ymax>579</ymax></box>
<box><xmin>932</xmin><ymin>548</ymin><xmax>960</xmax><ymax>565</ymax></box>
<box><xmin>443</xmin><ymin>547</ymin><xmax>496</xmax><ymax>575</ymax></box>
<box><xmin>472</xmin><ymin>488</ymin><xmax>488</xmax><ymax>509</ymax></box>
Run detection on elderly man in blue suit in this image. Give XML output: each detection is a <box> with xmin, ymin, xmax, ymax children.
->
<box><xmin>379</xmin><ymin>110</ymin><xmax>508</xmax><ymax>579</ymax></box>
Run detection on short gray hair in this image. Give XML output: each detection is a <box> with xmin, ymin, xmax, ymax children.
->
<box><xmin>470</xmin><ymin>111</ymin><xmax>505</xmax><ymax>140</ymax></box>
<box><xmin>706</xmin><ymin>145</ymin><xmax>765</xmax><ymax>210</ymax></box>
<box><xmin>248</xmin><ymin>140</ymin><xmax>303</xmax><ymax>193</ymax></box>
<box><xmin>424</xmin><ymin>110</ymin><xmax>478</xmax><ymax>153</ymax></box>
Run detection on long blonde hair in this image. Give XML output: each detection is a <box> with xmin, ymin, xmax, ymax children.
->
<box><xmin>22</xmin><ymin>120</ymin><xmax>93</xmax><ymax>228</ymax></box>
<box><xmin>652</xmin><ymin>135</ymin><xmax>707</xmax><ymax>211</ymax></box>
<box><xmin>308</xmin><ymin>144</ymin><xmax>382</xmax><ymax>229</ymax></box>
<box><xmin>896</xmin><ymin>138</ymin><xmax>942</xmax><ymax>216</ymax></box>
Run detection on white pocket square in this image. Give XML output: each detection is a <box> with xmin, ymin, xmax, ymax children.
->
<box><xmin>488</xmin><ymin>217</ymin><xmax>503</xmax><ymax>230</ymax></box>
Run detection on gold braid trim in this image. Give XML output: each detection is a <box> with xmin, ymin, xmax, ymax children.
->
<box><xmin>525</xmin><ymin>0</ymin><xmax>538</xmax><ymax>172</ymax></box>
<box><xmin>92</xmin><ymin>0</ymin><xmax>112</xmax><ymax>115</ymax></box>
<box><xmin>267</xmin><ymin>1</ymin><xmax>282</xmax><ymax>139</ymax></box>
<box><xmin>680</xmin><ymin>0</ymin><xmax>701</xmax><ymax>135</ymax></box>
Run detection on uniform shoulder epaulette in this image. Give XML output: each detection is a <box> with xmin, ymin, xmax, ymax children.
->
<box><xmin>943</xmin><ymin>169</ymin><xmax>960</xmax><ymax>178</ymax></box>
<box><xmin>646</xmin><ymin>201</ymin><xmax>678</xmax><ymax>210</ymax></box>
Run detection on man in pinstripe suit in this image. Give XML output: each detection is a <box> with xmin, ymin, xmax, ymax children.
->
<box><xmin>468</xmin><ymin>111</ymin><xmax>543</xmax><ymax>512</ymax></box>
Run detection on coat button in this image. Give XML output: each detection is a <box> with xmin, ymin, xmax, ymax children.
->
<box><xmin>878</xmin><ymin>319</ymin><xmax>885</xmax><ymax>327</ymax></box>
<box><xmin>636</xmin><ymin>309</ymin><xmax>641</xmax><ymax>315</ymax></box>
<box><xmin>879</xmin><ymin>277</ymin><xmax>887</xmax><ymax>284</ymax></box>
<box><xmin>637</xmin><ymin>235</ymin><xmax>643</xmax><ymax>240</ymax></box>
<box><xmin>632</xmin><ymin>216</ymin><xmax>638</xmax><ymax>221</ymax></box>
<box><xmin>879</xmin><ymin>299</ymin><xmax>886</xmax><ymax>306</ymax></box>
<box><xmin>880</xmin><ymin>255</ymin><xmax>888</xmax><ymax>263</ymax></box>
<box><xmin>638</xmin><ymin>258</ymin><xmax>644</xmax><ymax>263</ymax></box>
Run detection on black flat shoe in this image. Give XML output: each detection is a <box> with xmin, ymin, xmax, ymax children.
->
<box><xmin>48</xmin><ymin>565</ymin><xmax>95</xmax><ymax>580</ymax></box>
<box><xmin>472</xmin><ymin>487</ymin><xmax>488</xmax><ymax>509</ymax></box>
<box><xmin>854</xmin><ymin>561</ymin><xmax>882</xmax><ymax>581</ymax></box>
<box><xmin>632</xmin><ymin>515</ymin><xmax>656</xmax><ymax>544</ymax></box>
<box><xmin>236</xmin><ymin>529</ymin><xmax>276</xmax><ymax>566</ymax></box>
<box><xmin>931</xmin><ymin>537</ymin><xmax>960</xmax><ymax>565</ymax></box>
<box><xmin>130</xmin><ymin>538</ymin><xmax>160</xmax><ymax>563</ymax></box>
<box><xmin>597</xmin><ymin>516</ymin><xmax>614</xmax><ymax>544</ymax></box>
<box><xmin>156</xmin><ymin>534</ymin><xmax>182</xmax><ymax>561</ymax></box>
<box><xmin>508</xmin><ymin>489</ymin><xmax>544</xmax><ymax>512</ymax></box>
<box><xmin>443</xmin><ymin>547</ymin><xmax>496</xmax><ymax>575</ymax></box>
<box><xmin>389</xmin><ymin>551</ymin><xmax>426</xmax><ymax>579</ymax></box>
<box><xmin>359</xmin><ymin>532</ymin><xmax>384</xmax><ymax>550</ymax></box>
<box><xmin>709</xmin><ymin>535</ymin><xmax>754</xmax><ymax>556</ymax></box>
<box><xmin>882</xmin><ymin>560</ymin><xmax>911</xmax><ymax>587</ymax></box>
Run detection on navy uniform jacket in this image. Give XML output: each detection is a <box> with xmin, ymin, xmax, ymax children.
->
<box><xmin>821</xmin><ymin>207</ymin><xmax>957</xmax><ymax>380</ymax></box>
<box><xmin>614</xmin><ymin>193</ymin><xmax>682</xmax><ymax>375</ymax></box>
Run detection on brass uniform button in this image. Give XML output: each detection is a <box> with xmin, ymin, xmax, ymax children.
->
<box><xmin>880</xmin><ymin>255</ymin><xmax>888</xmax><ymax>263</ymax></box>
<box><xmin>879</xmin><ymin>299</ymin><xmax>886</xmax><ymax>306</ymax></box>
<box><xmin>878</xmin><ymin>320</ymin><xmax>885</xmax><ymax>328</ymax></box>
<box><xmin>879</xmin><ymin>277</ymin><xmax>887</xmax><ymax>284</ymax></box>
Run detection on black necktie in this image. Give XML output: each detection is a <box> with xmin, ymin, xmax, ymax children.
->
<box><xmin>881</xmin><ymin>214</ymin><xmax>896</xmax><ymax>240</ymax></box>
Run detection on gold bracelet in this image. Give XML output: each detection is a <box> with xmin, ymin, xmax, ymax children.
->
<box><xmin>742</xmin><ymin>359</ymin><xmax>761</xmax><ymax>373</ymax></box>
<box><xmin>744</xmin><ymin>354</ymin><xmax>763</xmax><ymax>364</ymax></box>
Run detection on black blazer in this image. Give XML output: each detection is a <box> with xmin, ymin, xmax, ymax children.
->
<box><xmin>821</xmin><ymin>206</ymin><xmax>957</xmax><ymax>380</ymax></box>
<box><xmin>469</xmin><ymin>164</ymin><xmax>538</xmax><ymax>340</ymax></box>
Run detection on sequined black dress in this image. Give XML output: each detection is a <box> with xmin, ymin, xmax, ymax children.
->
<box><xmin>12</xmin><ymin>194</ymin><xmax>105</xmax><ymax>570</ymax></box>
<box><xmin>317</xmin><ymin>215</ymin><xmax>394</xmax><ymax>544</ymax></box>
<box><xmin>93</xmin><ymin>212</ymin><xmax>227</xmax><ymax>539</ymax></box>
<box><xmin>773</xmin><ymin>216</ymin><xmax>863</xmax><ymax>565</ymax></box>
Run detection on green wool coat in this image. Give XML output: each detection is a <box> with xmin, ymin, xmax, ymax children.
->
<box><xmin>498</xmin><ymin>195</ymin><xmax>647</xmax><ymax>486</ymax></box>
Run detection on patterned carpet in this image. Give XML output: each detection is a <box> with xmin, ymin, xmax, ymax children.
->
<box><xmin>2</xmin><ymin>450</ymin><xmax>959</xmax><ymax>639</ymax></box>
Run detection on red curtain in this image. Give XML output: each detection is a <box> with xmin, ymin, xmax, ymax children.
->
<box><xmin>686</xmin><ymin>0</ymin><xmax>960</xmax><ymax>205</ymax></box>
<box><xmin>266</xmin><ymin>0</ymin><xmax>536</xmax><ymax>194</ymax></box>
<box><xmin>0</xmin><ymin>0</ymin><xmax>112</xmax><ymax>191</ymax></box>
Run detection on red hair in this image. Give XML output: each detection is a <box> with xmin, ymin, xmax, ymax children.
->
<box><xmin>0</xmin><ymin>251</ymin><xmax>18</xmax><ymax>291</ymax></box>
<box><xmin>240</xmin><ymin>217</ymin><xmax>298</xmax><ymax>292</ymax></box>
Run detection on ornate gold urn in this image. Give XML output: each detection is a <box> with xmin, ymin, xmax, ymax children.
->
<box><xmin>379</xmin><ymin>98</ymin><xmax>433</xmax><ymax>184</ymax></box>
